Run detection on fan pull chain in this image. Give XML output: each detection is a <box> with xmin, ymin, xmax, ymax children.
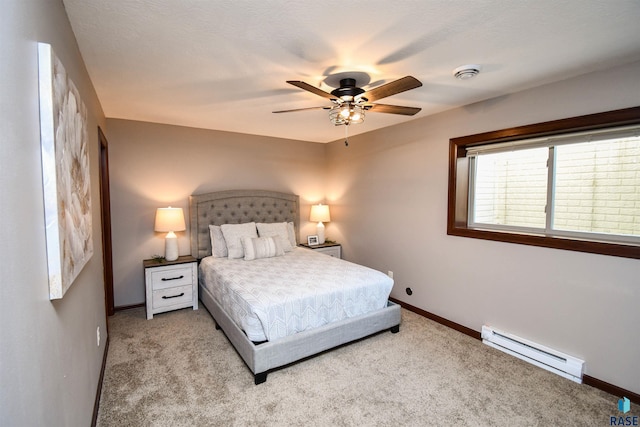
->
<box><xmin>344</xmin><ymin>123</ymin><xmax>349</xmax><ymax>147</ymax></box>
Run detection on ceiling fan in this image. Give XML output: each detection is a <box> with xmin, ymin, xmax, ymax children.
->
<box><xmin>273</xmin><ymin>76</ymin><xmax>423</xmax><ymax>126</ymax></box>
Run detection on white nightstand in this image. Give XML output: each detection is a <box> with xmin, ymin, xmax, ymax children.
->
<box><xmin>299</xmin><ymin>242</ymin><xmax>342</xmax><ymax>258</ymax></box>
<box><xmin>144</xmin><ymin>255</ymin><xmax>198</xmax><ymax>319</ymax></box>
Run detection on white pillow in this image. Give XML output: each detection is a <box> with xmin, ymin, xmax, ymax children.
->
<box><xmin>208</xmin><ymin>225</ymin><xmax>228</xmax><ymax>258</ymax></box>
<box><xmin>221</xmin><ymin>222</ymin><xmax>258</xmax><ymax>259</ymax></box>
<box><xmin>256</xmin><ymin>222</ymin><xmax>293</xmax><ymax>252</ymax></box>
<box><xmin>287</xmin><ymin>222</ymin><xmax>297</xmax><ymax>247</ymax></box>
<box><xmin>242</xmin><ymin>236</ymin><xmax>284</xmax><ymax>261</ymax></box>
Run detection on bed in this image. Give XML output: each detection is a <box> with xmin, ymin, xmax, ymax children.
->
<box><xmin>189</xmin><ymin>190</ymin><xmax>401</xmax><ymax>384</ymax></box>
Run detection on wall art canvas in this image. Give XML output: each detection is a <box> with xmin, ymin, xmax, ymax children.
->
<box><xmin>38</xmin><ymin>43</ymin><xmax>93</xmax><ymax>300</ymax></box>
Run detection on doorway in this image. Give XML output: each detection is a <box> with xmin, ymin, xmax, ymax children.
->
<box><xmin>98</xmin><ymin>127</ymin><xmax>114</xmax><ymax>316</ymax></box>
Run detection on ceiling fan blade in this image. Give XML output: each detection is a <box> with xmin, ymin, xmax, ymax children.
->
<box><xmin>361</xmin><ymin>76</ymin><xmax>422</xmax><ymax>102</ymax></box>
<box><xmin>365</xmin><ymin>103</ymin><xmax>421</xmax><ymax>116</ymax></box>
<box><xmin>273</xmin><ymin>106</ymin><xmax>330</xmax><ymax>113</ymax></box>
<box><xmin>287</xmin><ymin>81</ymin><xmax>336</xmax><ymax>100</ymax></box>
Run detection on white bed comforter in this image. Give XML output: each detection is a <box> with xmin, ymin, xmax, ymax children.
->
<box><xmin>199</xmin><ymin>248</ymin><xmax>393</xmax><ymax>342</ymax></box>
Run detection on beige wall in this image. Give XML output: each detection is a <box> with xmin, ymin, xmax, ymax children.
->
<box><xmin>0</xmin><ymin>1</ymin><xmax>107</xmax><ymax>425</ymax></box>
<box><xmin>326</xmin><ymin>60</ymin><xmax>640</xmax><ymax>394</ymax></box>
<box><xmin>106</xmin><ymin>119</ymin><xmax>327</xmax><ymax>306</ymax></box>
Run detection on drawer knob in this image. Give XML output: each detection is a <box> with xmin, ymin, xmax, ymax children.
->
<box><xmin>162</xmin><ymin>292</ymin><xmax>185</xmax><ymax>299</ymax></box>
<box><xmin>161</xmin><ymin>275</ymin><xmax>184</xmax><ymax>281</ymax></box>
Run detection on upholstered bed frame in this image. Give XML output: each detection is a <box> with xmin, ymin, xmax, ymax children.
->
<box><xmin>189</xmin><ymin>189</ymin><xmax>401</xmax><ymax>384</ymax></box>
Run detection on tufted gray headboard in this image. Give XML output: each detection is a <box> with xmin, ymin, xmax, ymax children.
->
<box><xmin>189</xmin><ymin>190</ymin><xmax>300</xmax><ymax>259</ymax></box>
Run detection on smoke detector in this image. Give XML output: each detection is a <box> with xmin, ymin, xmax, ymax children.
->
<box><xmin>453</xmin><ymin>64</ymin><xmax>481</xmax><ymax>80</ymax></box>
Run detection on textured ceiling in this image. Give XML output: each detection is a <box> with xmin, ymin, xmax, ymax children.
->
<box><xmin>63</xmin><ymin>0</ymin><xmax>640</xmax><ymax>143</ymax></box>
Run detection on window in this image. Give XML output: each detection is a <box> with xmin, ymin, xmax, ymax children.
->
<box><xmin>448</xmin><ymin>106</ymin><xmax>640</xmax><ymax>259</ymax></box>
<box><xmin>470</xmin><ymin>147</ymin><xmax>549</xmax><ymax>230</ymax></box>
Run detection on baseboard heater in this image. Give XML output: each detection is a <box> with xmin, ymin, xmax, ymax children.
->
<box><xmin>481</xmin><ymin>325</ymin><xmax>584</xmax><ymax>383</ymax></box>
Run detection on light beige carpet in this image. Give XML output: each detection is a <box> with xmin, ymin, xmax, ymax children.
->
<box><xmin>97</xmin><ymin>306</ymin><xmax>637</xmax><ymax>426</ymax></box>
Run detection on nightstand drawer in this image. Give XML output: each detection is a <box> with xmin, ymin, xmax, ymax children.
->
<box><xmin>314</xmin><ymin>246</ymin><xmax>341</xmax><ymax>258</ymax></box>
<box><xmin>150</xmin><ymin>266</ymin><xmax>193</xmax><ymax>290</ymax></box>
<box><xmin>153</xmin><ymin>285</ymin><xmax>193</xmax><ymax>309</ymax></box>
<box><xmin>299</xmin><ymin>242</ymin><xmax>342</xmax><ymax>259</ymax></box>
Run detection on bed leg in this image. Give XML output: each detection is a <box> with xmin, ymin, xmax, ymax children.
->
<box><xmin>390</xmin><ymin>325</ymin><xmax>400</xmax><ymax>334</ymax></box>
<box><xmin>254</xmin><ymin>372</ymin><xmax>268</xmax><ymax>385</ymax></box>
<box><xmin>214</xmin><ymin>322</ymin><xmax>221</xmax><ymax>330</ymax></box>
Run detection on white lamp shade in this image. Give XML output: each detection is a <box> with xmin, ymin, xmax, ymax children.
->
<box><xmin>309</xmin><ymin>204</ymin><xmax>330</xmax><ymax>223</ymax></box>
<box><xmin>154</xmin><ymin>207</ymin><xmax>186</xmax><ymax>232</ymax></box>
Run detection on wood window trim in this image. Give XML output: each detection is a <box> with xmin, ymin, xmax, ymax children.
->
<box><xmin>447</xmin><ymin>106</ymin><xmax>640</xmax><ymax>260</ymax></box>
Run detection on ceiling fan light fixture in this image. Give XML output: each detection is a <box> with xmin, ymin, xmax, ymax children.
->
<box><xmin>329</xmin><ymin>103</ymin><xmax>365</xmax><ymax>126</ymax></box>
<box><xmin>453</xmin><ymin>64</ymin><xmax>481</xmax><ymax>80</ymax></box>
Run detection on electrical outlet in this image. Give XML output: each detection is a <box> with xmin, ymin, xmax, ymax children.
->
<box><xmin>388</xmin><ymin>270</ymin><xmax>393</xmax><ymax>279</ymax></box>
<box><xmin>96</xmin><ymin>326</ymin><xmax>100</xmax><ymax>347</ymax></box>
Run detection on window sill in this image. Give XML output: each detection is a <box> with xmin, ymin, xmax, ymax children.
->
<box><xmin>447</xmin><ymin>225</ymin><xmax>640</xmax><ymax>260</ymax></box>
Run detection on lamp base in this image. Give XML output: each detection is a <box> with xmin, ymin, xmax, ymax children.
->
<box><xmin>316</xmin><ymin>222</ymin><xmax>326</xmax><ymax>244</ymax></box>
<box><xmin>165</xmin><ymin>232</ymin><xmax>179</xmax><ymax>261</ymax></box>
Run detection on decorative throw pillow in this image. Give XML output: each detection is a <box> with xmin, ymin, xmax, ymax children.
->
<box><xmin>256</xmin><ymin>222</ymin><xmax>293</xmax><ymax>252</ymax></box>
<box><xmin>242</xmin><ymin>236</ymin><xmax>284</xmax><ymax>261</ymax></box>
<box><xmin>221</xmin><ymin>222</ymin><xmax>258</xmax><ymax>259</ymax></box>
<box><xmin>208</xmin><ymin>225</ymin><xmax>228</xmax><ymax>258</ymax></box>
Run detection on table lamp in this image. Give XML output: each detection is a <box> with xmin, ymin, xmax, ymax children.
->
<box><xmin>309</xmin><ymin>204</ymin><xmax>331</xmax><ymax>244</ymax></box>
<box><xmin>154</xmin><ymin>207</ymin><xmax>186</xmax><ymax>261</ymax></box>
